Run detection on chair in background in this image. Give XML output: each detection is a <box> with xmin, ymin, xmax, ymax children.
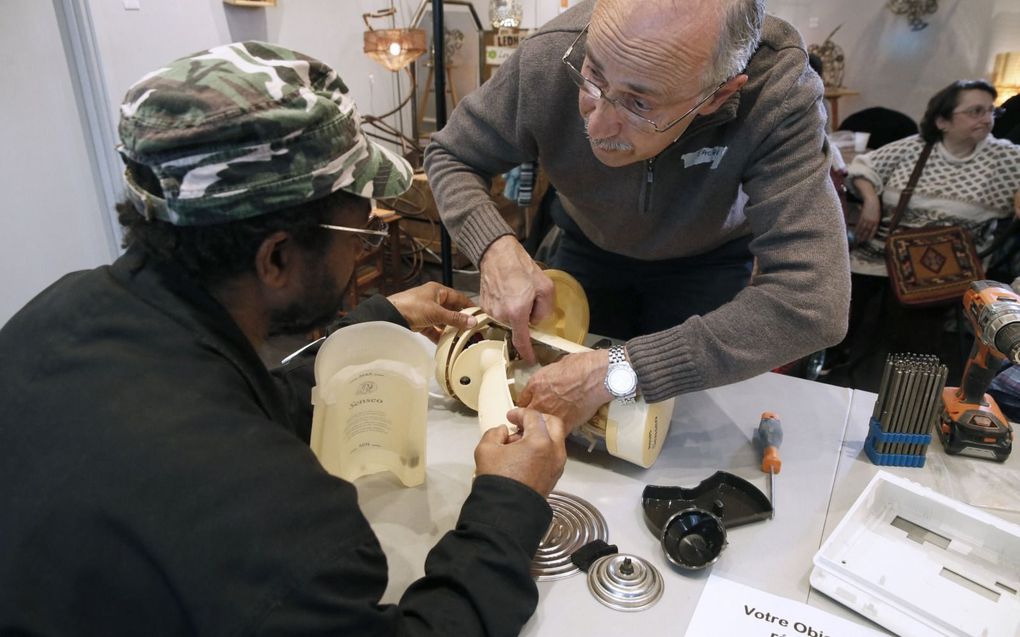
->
<box><xmin>834</xmin><ymin>107</ymin><xmax>919</xmax><ymax>242</ymax></box>
<box><xmin>837</xmin><ymin>107</ymin><xmax>918</xmax><ymax>150</ymax></box>
<box><xmin>992</xmin><ymin>94</ymin><xmax>1020</xmax><ymax>144</ymax></box>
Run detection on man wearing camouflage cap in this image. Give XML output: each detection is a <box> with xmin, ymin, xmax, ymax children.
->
<box><xmin>0</xmin><ymin>41</ymin><xmax>566</xmax><ymax>635</ymax></box>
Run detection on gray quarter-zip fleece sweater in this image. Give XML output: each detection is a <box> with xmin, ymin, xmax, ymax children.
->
<box><xmin>425</xmin><ymin>1</ymin><xmax>850</xmax><ymax>402</ymax></box>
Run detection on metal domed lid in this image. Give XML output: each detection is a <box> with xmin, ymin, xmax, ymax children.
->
<box><xmin>587</xmin><ymin>553</ymin><xmax>664</xmax><ymax>612</ymax></box>
<box><xmin>530</xmin><ymin>491</ymin><xmax>609</xmax><ymax>580</ymax></box>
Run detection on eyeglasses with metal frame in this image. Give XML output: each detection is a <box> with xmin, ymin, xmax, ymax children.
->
<box><xmin>561</xmin><ymin>24</ymin><xmax>726</xmax><ymax>134</ymax></box>
<box><xmin>953</xmin><ymin>105</ymin><xmax>1007</xmax><ymax>120</ymax></box>
<box><xmin>319</xmin><ymin>216</ymin><xmax>390</xmax><ymax>250</ymax></box>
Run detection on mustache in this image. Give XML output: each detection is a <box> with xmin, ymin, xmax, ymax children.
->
<box><xmin>584</xmin><ymin>117</ymin><xmax>634</xmax><ymax>152</ymax></box>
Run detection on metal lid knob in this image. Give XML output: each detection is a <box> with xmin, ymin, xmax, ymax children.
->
<box><xmin>587</xmin><ymin>553</ymin><xmax>664</xmax><ymax>611</ymax></box>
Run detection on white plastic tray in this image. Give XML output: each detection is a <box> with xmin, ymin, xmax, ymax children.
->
<box><xmin>811</xmin><ymin>471</ymin><xmax>1020</xmax><ymax>637</ymax></box>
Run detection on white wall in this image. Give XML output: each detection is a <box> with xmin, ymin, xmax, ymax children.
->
<box><xmin>89</xmin><ymin>0</ymin><xmax>408</xmax><ymax>143</ymax></box>
<box><xmin>86</xmin><ymin>0</ymin><xmax>580</xmax><ymax>149</ymax></box>
<box><xmin>771</xmin><ymin>0</ymin><xmax>1020</xmax><ymax>122</ymax></box>
<box><xmin>0</xmin><ymin>1</ymin><xmax>113</xmax><ymax>325</ymax></box>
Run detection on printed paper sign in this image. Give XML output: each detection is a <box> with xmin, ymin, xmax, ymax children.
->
<box><xmin>685</xmin><ymin>575</ymin><xmax>885</xmax><ymax>637</ymax></box>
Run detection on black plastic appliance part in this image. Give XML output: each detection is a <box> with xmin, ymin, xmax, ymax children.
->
<box><xmin>642</xmin><ymin>470</ymin><xmax>773</xmax><ymax>534</ymax></box>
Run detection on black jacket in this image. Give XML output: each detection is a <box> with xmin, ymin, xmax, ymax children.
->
<box><xmin>0</xmin><ymin>250</ymin><xmax>551</xmax><ymax>636</ymax></box>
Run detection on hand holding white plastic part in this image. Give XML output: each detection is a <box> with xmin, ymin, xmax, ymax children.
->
<box><xmin>475</xmin><ymin>408</ymin><xmax>567</xmax><ymax>498</ymax></box>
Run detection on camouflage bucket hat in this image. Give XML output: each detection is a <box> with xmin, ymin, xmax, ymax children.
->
<box><xmin>118</xmin><ymin>41</ymin><xmax>412</xmax><ymax>225</ymax></box>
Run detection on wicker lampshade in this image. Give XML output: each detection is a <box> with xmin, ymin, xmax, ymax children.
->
<box><xmin>364</xmin><ymin>28</ymin><xmax>427</xmax><ymax>72</ymax></box>
<box><xmin>992</xmin><ymin>52</ymin><xmax>1020</xmax><ymax>105</ymax></box>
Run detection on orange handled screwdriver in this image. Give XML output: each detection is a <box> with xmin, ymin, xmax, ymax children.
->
<box><xmin>755</xmin><ymin>411</ymin><xmax>783</xmax><ymax>518</ymax></box>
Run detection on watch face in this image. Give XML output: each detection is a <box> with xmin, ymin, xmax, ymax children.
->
<box><xmin>607</xmin><ymin>365</ymin><xmax>637</xmax><ymax>396</ymax></box>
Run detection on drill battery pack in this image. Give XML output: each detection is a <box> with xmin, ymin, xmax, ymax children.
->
<box><xmin>938</xmin><ymin>391</ymin><xmax>1014</xmax><ymax>462</ymax></box>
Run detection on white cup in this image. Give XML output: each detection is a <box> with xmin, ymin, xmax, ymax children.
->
<box><xmin>853</xmin><ymin>132</ymin><xmax>871</xmax><ymax>152</ymax></box>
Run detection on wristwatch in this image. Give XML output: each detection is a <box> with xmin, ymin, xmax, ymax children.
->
<box><xmin>604</xmin><ymin>345</ymin><xmax>638</xmax><ymax>405</ymax></box>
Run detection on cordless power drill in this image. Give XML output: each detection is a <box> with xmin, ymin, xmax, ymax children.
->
<box><xmin>939</xmin><ymin>280</ymin><xmax>1020</xmax><ymax>462</ymax></box>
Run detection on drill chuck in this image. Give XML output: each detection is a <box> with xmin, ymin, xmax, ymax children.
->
<box><xmin>973</xmin><ymin>289</ymin><xmax>1020</xmax><ymax>362</ymax></box>
<box><xmin>995</xmin><ymin>322</ymin><xmax>1020</xmax><ymax>365</ymax></box>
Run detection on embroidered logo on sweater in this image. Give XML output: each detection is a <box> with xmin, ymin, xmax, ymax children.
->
<box><xmin>682</xmin><ymin>146</ymin><xmax>728</xmax><ymax>169</ymax></box>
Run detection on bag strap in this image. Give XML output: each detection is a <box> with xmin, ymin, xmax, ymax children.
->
<box><xmin>886</xmin><ymin>141</ymin><xmax>934</xmax><ymax>235</ymax></box>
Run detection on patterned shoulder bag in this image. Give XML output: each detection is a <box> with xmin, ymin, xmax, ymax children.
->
<box><xmin>884</xmin><ymin>142</ymin><xmax>984</xmax><ymax>307</ymax></box>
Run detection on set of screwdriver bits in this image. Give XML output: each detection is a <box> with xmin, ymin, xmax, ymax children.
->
<box><xmin>864</xmin><ymin>354</ymin><xmax>948</xmax><ymax>467</ymax></box>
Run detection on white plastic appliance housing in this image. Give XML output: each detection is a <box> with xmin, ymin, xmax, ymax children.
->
<box><xmin>811</xmin><ymin>471</ymin><xmax>1020</xmax><ymax>637</ymax></box>
<box><xmin>310</xmin><ymin>322</ymin><xmax>432</xmax><ymax>487</ymax></box>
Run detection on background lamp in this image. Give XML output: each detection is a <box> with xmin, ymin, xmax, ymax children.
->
<box><xmin>992</xmin><ymin>52</ymin><xmax>1020</xmax><ymax>105</ymax></box>
<box><xmin>363</xmin><ymin>10</ymin><xmax>426</xmax><ymax>71</ymax></box>
<box><xmin>359</xmin><ymin>7</ymin><xmax>427</xmax><ymax>169</ymax></box>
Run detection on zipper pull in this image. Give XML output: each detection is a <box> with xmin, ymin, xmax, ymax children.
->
<box><xmin>642</xmin><ymin>159</ymin><xmax>656</xmax><ymax>215</ymax></box>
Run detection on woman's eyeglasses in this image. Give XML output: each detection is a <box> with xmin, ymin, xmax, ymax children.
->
<box><xmin>953</xmin><ymin>105</ymin><xmax>1006</xmax><ymax>120</ymax></box>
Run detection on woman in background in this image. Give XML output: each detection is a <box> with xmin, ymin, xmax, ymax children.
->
<box><xmin>827</xmin><ymin>80</ymin><xmax>1020</xmax><ymax>390</ymax></box>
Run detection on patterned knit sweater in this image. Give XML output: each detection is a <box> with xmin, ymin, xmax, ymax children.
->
<box><xmin>847</xmin><ymin>134</ymin><xmax>1020</xmax><ymax>277</ymax></box>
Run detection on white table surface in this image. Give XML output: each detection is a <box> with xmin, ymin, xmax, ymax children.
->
<box><xmin>354</xmin><ymin>371</ymin><xmax>1020</xmax><ymax>635</ymax></box>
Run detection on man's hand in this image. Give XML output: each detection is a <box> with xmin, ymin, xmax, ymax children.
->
<box><xmin>517</xmin><ymin>349</ymin><xmax>613</xmax><ymax>431</ymax></box>
<box><xmin>475</xmin><ymin>408</ymin><xmax>567</xmax><ymax>498</ymax></box>
<box><xmin>387</xmin><ymin>282</ymin><xmax>476</xmax><ymax>342</ymax></box>
<box><xmin>479</xmin><ymin>236</ymin><xmax>555</xmax><ymax>363</ymax></box>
